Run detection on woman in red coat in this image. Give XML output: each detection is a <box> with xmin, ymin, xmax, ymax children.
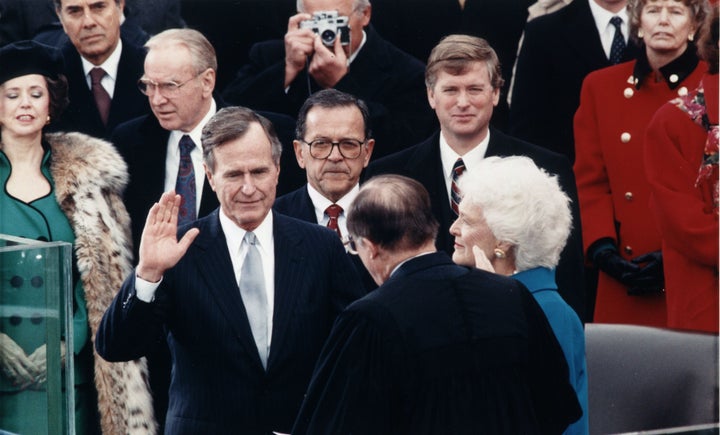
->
<box><xmin>574</xmin><ymin>0</ymin><xmax>709</xmax><ymax>326</ymax></box>
<box><xmin>644</xmin><ymin>4</ymin><xmax>718</xmax><ymax>333</ymax></box>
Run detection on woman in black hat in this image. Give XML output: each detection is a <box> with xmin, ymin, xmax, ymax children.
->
<box><xmin>0</xmin><ymin>40</ymin><xmax>155</xmax><ymax>434</ymax></box>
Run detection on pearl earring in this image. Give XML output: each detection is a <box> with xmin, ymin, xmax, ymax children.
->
<box><xmin>493</xmin><ymin>248</ymin><xmax>506</xmax><ymax>259</ymax></box>
<box><xmin>688</xmin><ymin>33</ymin><xmax>694</xmax><ymax>42</ymax></box>
<box><xmin>638</xmin><ymin>29</ymin><xmax>644</xmax><ymax>38</ymax></box>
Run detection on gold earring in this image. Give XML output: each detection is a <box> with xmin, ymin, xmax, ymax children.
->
<box><xmin>688</xmin><ymin>33</ymin><xmax>694</xmax><ymax>42</ymax></box>
<box><xmin>638</xmin><ymin>29</ymin><xmax>644</xmax><ymax>38</ymax></box>
<box><xmin>45</xmin><ymin>115</ymin><xmax>51</xmax><ymax>125</ymax></box>
<box><xmin>493</xmin><ymin>248</ymin><xmax>506</xmax><ymax>259</ymax></box>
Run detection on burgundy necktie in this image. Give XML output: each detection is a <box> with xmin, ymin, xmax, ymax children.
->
<box><xmin>450</xmin><ymin>158</ymin><xmax>466</xmax><ymax>215</ymax></box>
<box><xmin>89</xmin><ymin>67</ymin><xmax>111</xmax><ymax>126</ymax></box>
<box><xmin>325</xmin><ymin>204</ymin><xmax>343</xmax><ymax>238</ymax></box>
<box><xmin>175</xmin><ymin>135</ymin><xmax>197</xmax><ymax>226</ymax></box>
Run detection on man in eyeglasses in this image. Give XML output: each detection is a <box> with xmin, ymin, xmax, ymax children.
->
<box><xmin>108</xmin><ymin>28</ymin><xmax>295</xmax><ymax>432</ymax></box>
<box><xmin>274</xmin><ymin>88</ymin><xmax>376</xmax><ymax>291</ymax></box>
<box><xmin>46</xmin><ymin>0</ymin><xmax>150</xmax><ymax>139</ymax></box>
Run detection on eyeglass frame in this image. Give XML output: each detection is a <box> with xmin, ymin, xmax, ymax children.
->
<box><xmin>300</xmin><ymin>138</ymin><xmax>367</xmax><ymax>160</ymax></box>
<box><xmin>137</xmin><ymin>71</ymin><xmax>204</xmax><ymax>97</ymax></box>
<box><xmin>342</xmin><ymin>235</ymin><xmax>359</xmax><ymax>255</ymax></box>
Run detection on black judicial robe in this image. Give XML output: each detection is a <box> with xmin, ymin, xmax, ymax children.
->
<box><xmin>292</xmin><ymin>252</ymin><xmax>581</xmax><ymax>434</ymax></box>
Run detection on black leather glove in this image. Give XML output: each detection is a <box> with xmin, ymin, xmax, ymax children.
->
<box><xmin>593</xmin><ymin>248</ymin><xmax>641</xmax><ymax>284</ymax></box>
<box><xmin>623</xmin><ymin>250</ymin><xmax>664</xmax><ymax>295</ymax></box>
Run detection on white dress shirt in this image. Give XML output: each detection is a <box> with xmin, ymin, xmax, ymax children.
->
<box><xmin>307</xmin><ymin>183</ymin><xmax>359</xmax><ymax>238</ymax></box>
<box><xmin>81</xmin><ymin>39</ymin><xmax>122</xmax><ymax>98</ymax></box>
<box><xmin>589</xmin><ymin>0</ymin><xmax>629</xmax><ymax>59</ymax></box>
<box><xmin>164</xmin><ymin>99</ymin><xmax>217</xmax><ymax>217</ymax></box>
<box><xmin>439</xmin><ymin>130</ymin><xmax>490</xmax><ymax>201</ymax></box>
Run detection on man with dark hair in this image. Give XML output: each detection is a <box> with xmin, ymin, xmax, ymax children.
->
<box><xmin>364</xmin><ymin>34</ymin><xmax>588</xmax><ymax>322</ymax></box>
<box><xmin>274</xmin><ymin>88</ymin><xmax>376</xmax><ymax>290</ymax></box>
<box><xmin>47</xmin><ymin>0</ymin><xmax>150</xmax><ymax>139</ymax></box>
<box><xmin>292</xmin><ymin>174</ymin><xmax>582</xmax><ymax>434</ymax></box>
<box><xmin>96</xmin><ymin>106</ymin><xmax>364</xmax><ymax>434</ymax></box>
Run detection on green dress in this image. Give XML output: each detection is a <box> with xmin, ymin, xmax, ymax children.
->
<box><xmin>0</xmin><ymin>146</ymin><xmax>97</xmax><ymax>434</ymax></box>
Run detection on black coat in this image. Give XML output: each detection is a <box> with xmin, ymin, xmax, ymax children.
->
<box><xmin>293</xmin><ymin>252</ymin><xmax>582</xmax><ymax>434</ymax></box>
<box><xmin>509</xmin><ymin>0</ymin><xmax>640</xmax><ymax>162</ymax></box>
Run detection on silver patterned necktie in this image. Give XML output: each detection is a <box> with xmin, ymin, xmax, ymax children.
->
<box><xmin>239</xmin><ymin>231</ymin><xmax>269</xmax><ymax>369</ymax></box>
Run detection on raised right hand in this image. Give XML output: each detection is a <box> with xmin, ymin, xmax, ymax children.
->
<box><xmin>0</xmin><ymin>333</ymin><xmax>37</xmax><ymax>388</ymax></box>
<box><xmin>284</xmin><ymin>12</ymin><xmax>316</xmax><ymax>87</ymax></box>
<box><xmin>136</xmin><ymin>191</ymin><xmax>200</xmax><ymax>282</ymax></box>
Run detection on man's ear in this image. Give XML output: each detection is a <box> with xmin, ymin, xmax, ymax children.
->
<box><xmin>293</xmin><ymin>140</ymin><xmax>307</xmax><ymax>169</ymax></box>
<box><xmin>204</xmin><ymin>163</ymin><xmax>216</xmax><ymax>192</ymax></box>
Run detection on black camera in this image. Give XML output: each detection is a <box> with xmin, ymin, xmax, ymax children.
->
<box><xmin>300</xmin><ymin>11</ymin><xmax>350</xmax><ymax>47</ymax></box>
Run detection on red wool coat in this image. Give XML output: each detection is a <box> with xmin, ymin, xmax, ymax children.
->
<box><xmin>645</xmin><ymin>74</ymin><xmax>719</xmax><ymax>333</ymax></box>
<box><xmin>574</xmin><ymin>50</ymin><xmax>707</xmax><ymax>327</ymax></box>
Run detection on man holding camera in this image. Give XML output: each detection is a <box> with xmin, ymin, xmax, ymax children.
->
<box><xmin>222</xmin><ymin>0</ymin><xmax>436</xmax><ymax>160</ymax></box>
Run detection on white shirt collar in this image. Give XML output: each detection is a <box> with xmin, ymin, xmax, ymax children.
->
<box><xmin>439</xmin><ymin>129</ymin><xmax>490</xmax><ymax>182</ymax></box>
<box><xmin>589</xmin><ymin>0</ymin><xmax>629</xmax><ymax>49</ymax></box>
<box><xmin>306</xmin><ymin>183</ymin><xmax>359</xmax><ymax>224</ymax></box>
<box><xmin>220</xmin><ymin>206</ymin><xmax>274</xmax><ymax>260</ymax></box>
<box><xmin>168</xmin><ymin>98</ymin><xmax>218</xmax><ymax>154</ymax></box>
<box><xmin>347</xmin><ymin>30</ymin><xmax>367</xmax><ymax>65</ymax></box>
<box><xmin>81</xmin><ymin>39</ymin><xmax>123</xmax><ymax>84</ymax></box>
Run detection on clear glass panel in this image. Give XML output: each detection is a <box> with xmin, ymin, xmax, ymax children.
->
<box><xmin>0</xmin><ymin>234</ymin><xmax>74</xmax><ymax>435</ymax></box>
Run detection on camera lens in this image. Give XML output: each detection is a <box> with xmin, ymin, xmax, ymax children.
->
<box><xmin>321</xmin><ymin>29</ymin><xmax>336</xmax><ymax>46</ymax></box>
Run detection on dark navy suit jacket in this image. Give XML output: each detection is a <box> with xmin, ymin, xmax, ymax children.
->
<box><xmin>96</xmin><ymin>210</ymin><xmax>364</xmax><ymax>434</ymax></box>
<box><xmin>509</xmin><ymin>0</ymin><xmax>640</xmax><ymax>162</ymax></box>
<box><xmin>49</xmin><ymin>37</ymin><xmax>150</xmax><ymax>140</ymax></box>
<box><xmin>274</xmin><ymin>185</ymin><xmax>377</xmax><ymax>292</ymax></box>
<box><xmin>364</xmin><ymin>129</ymin><xmax>587</xmax><ymax>322</ymax></box>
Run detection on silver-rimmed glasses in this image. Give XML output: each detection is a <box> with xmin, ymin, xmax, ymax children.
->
<box><xmin>137</xmin><ymin>72</ymin><xmax>202</xmax><ymax>97</ymax></box>
<box><xmin>301</xmin><ymin>138</ymin><xmax>366</xmax><ymax>159</ymax></box>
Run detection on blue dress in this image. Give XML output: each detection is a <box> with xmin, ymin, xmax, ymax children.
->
<box><xmin>514</xmin><ymin>267</ymin><xmax>589</xmax><ymax>435</ymax></box>
<box><xmin>0</xmin><ymin>146</ymin><xmax>96</xmax><ymax>434</ymax></box>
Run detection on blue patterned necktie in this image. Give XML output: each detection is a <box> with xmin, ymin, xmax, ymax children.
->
<box><xmin>175</xmin><ymin>135</ymin><xmax>197</xmax><ymax>226</ymax></box>
<box><xmin>451</xmin><ymin>158</ymin><xmax>466</xmax><ymax>216</ymax></box>
<box><xmin>609</xmin><ymin>16</ymin><xmax>626</xmax><ymax>65</ymax></box>
<box><xmin>239</xmin><ymin>232</ymin><xmax>269</xmax><ymax>369</ymax></box>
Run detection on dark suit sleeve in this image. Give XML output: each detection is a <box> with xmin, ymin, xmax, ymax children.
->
<box><xmin>95</xmin><ymin>272</ymin><xmax>169</xmax><ymax>362</ymax></box>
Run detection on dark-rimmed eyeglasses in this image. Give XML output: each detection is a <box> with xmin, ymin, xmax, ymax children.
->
<box><xmin>342</xmin><ymin>235</ymin><xmax>359</xmax><ymax>255</ymax></box>
<box><xmin>301</xmin><ymin>138</ymin><xmax>366</xmax><ymax>159</ymax></box>
<box><xmin>137</xmin><ymin>72</ymin><xmax>202</xmax><ymax>97</ymax></box>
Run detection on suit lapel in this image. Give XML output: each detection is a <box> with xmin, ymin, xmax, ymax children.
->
<box><xmin>268</xmin><ymin>212</ymin><xmax>305</xmax><ymax>367</ymax></box>
<box><xmin>564</xmin><ymin>0</ymin><xmax>611</xmax><ymax>68</ymax></box>
<box><xmin>192</xmin><ymin>211</ymin><xmax>265</xmax><ymax>367</ymax></box>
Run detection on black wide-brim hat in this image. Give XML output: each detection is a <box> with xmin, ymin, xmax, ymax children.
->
<box><xmin>0</xmin><ymin>40</ymin><xmax>64</xmax><ymax>86</ymax></box>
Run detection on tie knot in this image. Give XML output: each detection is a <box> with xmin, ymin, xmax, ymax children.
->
<box><xmin>452</xmin><ymin>158</ymin><xmax>466</xmax><ymax>175</ymax></box>
<box><xmin>244</xmin><ymin>231</ymin><xmax>257</xmax><ymax>246</ymax></box>
<box><xmin>610</xmin><ymin>16</ymin><xmax>623</xmax><ymax>29</ymax></box>
<box><xmin>179</xmin><ymin>135</ymin><xmax>195</xmax><ymax>155</ymax></box>
<box><xmin>325</xmin><ymin>204</ymin><xmax>343</xmax><ymax>219</ymax></box>
<box><xmin>90</xmin><ymin>67</ymin><xmax>106</xmax><ymax>85</ymax></box>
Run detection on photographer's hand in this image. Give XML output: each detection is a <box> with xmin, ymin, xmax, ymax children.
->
<box><xmin>308</xmin><ymin>35</ymin><xmax>348</xmax><ymax>88</ymax></box>
<box><xmin>284</xmin><ymin>13</ymin><xmax>315</xmax><ymax>87</ymax></box>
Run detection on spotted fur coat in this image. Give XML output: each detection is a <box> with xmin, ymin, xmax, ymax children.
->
<box><xmin>46</xmin><ymin>132</ymin><xmax>157</xmax><ymax>435</ymax></box>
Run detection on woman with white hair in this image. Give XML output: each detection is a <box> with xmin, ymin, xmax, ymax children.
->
<box><xmin>449</xmin><ymin>155</ymin><xmax>588</xmax><ymax>435</ymax></box>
